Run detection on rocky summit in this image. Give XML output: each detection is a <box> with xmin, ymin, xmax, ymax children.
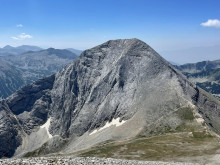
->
<box><xmin>0</xmin><ymin>39</ymin><xmax>220</xmax><ymax>163</ymax></box>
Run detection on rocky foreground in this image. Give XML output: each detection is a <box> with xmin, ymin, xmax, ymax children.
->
<box><xmin>0</xmin><ymin>157</ymin><xmax>200</xmax><ymax>165</ymax></box>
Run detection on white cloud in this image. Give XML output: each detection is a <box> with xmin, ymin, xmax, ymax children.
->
<box><xmin>16</xmin><ymin>24</ymin><xmax>23</xmax><ymax>28</ymax></box>
<box><xmin>201</xmin><ymin>19</ymin><xmax>220</xmax><ymax>28</ymax></box>
<box><xmin>11</xmin><ymin>33</ymin><xmax>32</xmax><ymax>40</ymax></box>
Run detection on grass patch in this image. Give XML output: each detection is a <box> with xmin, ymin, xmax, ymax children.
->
<box><xmin>192</xmin><ymin>131</ymin><xmax>213</xmax><ymax>139</ymax></box>
<box><xmin>79</xmin><ymin>132</ymin><xmax>219</xmax><ymax>162</ymax></box>
<box><xmin>176</xmin><ymin>107</ymin><xmax>195</xmax><ymax>121</ymax></box>
<box><xmin>139</xmin><ymin>106</ymin><xmax>197</xmax><ymax>138</ymax></box>
<box><xmin>24</xmin><ymin>142</ymin><xmax>48</xmax><ymax>157</ymax></box>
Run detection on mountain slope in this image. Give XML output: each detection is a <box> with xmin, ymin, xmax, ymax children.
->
<box><xmin>79</xmin><ymin>132</ymin><xmax>219</xmax><ymax>163</ymax></box>
<box><xmin>0</xmin><ymin>39</ymin><xmax>220</xmax><ymax>162</ymax></box>
<box><xmin>176</xmin><ymin>60</ymin><xmax>220</xmax><ymax>98</ymax></box>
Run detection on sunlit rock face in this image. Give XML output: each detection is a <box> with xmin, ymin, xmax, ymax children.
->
<box><xmin>0</xmin><ymin>39</ymin><xmax>220</xmax><ymax>158</ymax></box>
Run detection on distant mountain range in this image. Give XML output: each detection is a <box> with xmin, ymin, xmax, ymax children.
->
<box><xmin>176</xmin><ymin>59</ymin><xmax>220</xmax><ymax>98</ymax></box>
<box><xmin>0</xmin><ymin>45</ymin><xmax>83</xmax><ymax>56</ymax></box>
<box><xmin>0</xmin><ymin>45</ymin><xmax>42</xmax><ymax>56</ymax></box>
<box><xmin>0</xmin><ymin>48</ymin><xmax>78</xmax><ymax>98</ymax></box>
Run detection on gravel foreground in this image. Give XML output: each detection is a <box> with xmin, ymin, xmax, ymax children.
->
<box><xmin>0</xmin><ymin>157</ymin><xmax>200</xmax><ymax>165</ymax></box>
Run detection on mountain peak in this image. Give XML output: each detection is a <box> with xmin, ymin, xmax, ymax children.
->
<box><xmin>0</xmin><ymin>39</ymin><xmax>220</xmax><ymax>159</ymax></box>
<box><xmin>46</xmin><ymin>47</ymin><xmax>56</xmax><ymax>52</ymax></box>
<box><xmin>80</xmin><ymin>38</ymin><xmax>169</xmax><ymax>73</ymax></box>
<box><xmin>82</xmin><ymin>38</ymin><xmax>155</xmax><ymax>59</ymax></box>
<box><xmin>99</xmin><ymin>38</ymin><xmax>146</xmax><ymax>48</ymax></box>
<box><xmin>3</xmin><ymin>45</ymin><xmax>14</xmax><ymax>49</ymax></box>
<box><xmin>16</xmin><ymin>45</ymin><xmax>42</xmax><ymax>52</ymax></box>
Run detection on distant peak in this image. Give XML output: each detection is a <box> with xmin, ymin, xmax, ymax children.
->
<box><xmin>3</xmin><ymin>45</ymin><xmax>14</xmax><ymax>49</ymax></box>
<box><xmin>45</xmin><ymin>48</ymin><xmax>73</xmax><ymax>55</ymax></box>
<box><xmin>47</xmin><ymin>48</ymin><xmax>56</xmax><ymax>51</ymax></box>
<box><xmin>17</xmin><ymin>45</ymin><xmax>42</xmax><ymax>51</ymax></box>
<box><xmin>42</xmin><ymin>48</ymin><xmax>56</xmax><ymax>54</ymax></box>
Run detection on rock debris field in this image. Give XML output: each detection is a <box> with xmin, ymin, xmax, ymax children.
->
<box><xmin>0</xmin><ymin>157</ymin><xmax>200</xmax><ymax>165</ymax></box>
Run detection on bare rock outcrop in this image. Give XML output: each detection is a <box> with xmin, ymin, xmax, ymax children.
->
<box><xmin>0</xmin><ymin>39</ymin><xmax>220</xmax><ymax>158</ymax></box>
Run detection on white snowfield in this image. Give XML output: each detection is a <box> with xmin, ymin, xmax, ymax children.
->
<box><xmin>40</xmin><ymin>117</ymin><xmax>53</xmax><ymax>138</ymax></box>
<box><xmin>89</xmin><ymin>118</ymin><xmax>126</xmax><ymax>135</ymax></box>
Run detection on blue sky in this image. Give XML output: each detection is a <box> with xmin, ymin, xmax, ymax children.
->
<box><xmin>0</xmin><ymin>0</ymin><xmax>220</xmax><ymax>53</ymax></box>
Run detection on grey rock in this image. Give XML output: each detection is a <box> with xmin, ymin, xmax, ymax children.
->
<box><xmin>6</xmin><ymin>75</ymin><xmax>55</xmax><ymax>134</ymax></box>
<box><xmin>0</xmin><ymin>100</ymin><xmax>22</xmax><ymax>158</ymax></box>
<box><xmin>0</xmin><ymin>39</ymin><xmax>220</xmax><ymax>159</ymax></box>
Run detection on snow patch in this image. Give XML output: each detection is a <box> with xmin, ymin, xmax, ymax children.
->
<box><xmin>89</xmin><ymin>118</ymin><xmax>126</xmax><ymax>135</ymax></box>
<box><xmin>40</xmin><ymin>117</ymin><xmax>53</xmax><ymax>138</ymax></box>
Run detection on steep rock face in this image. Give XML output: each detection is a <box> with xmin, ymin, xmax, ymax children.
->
<box><xmin>50</xmin><ymin>39</ymin><xmax>190</xmax><ymax>138</ymax></box>
<box><xmin>0</xmin><ymin>75</ymin><xmax>55</xmax><ymax>158</ymax></box>
<box><xmin>0</xmin><ymin>39</ymin><xmax>220</xmax><ymax>158</ymax></box>
<box><xmin>6</xmin><ymin>75</ymin><xmax>55</xmax><ymax>134</ymax></box>
<box><xmin>0</xmin><ymin>100</ymin><xmax>22</xmax><ymax>158</ymax></box>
